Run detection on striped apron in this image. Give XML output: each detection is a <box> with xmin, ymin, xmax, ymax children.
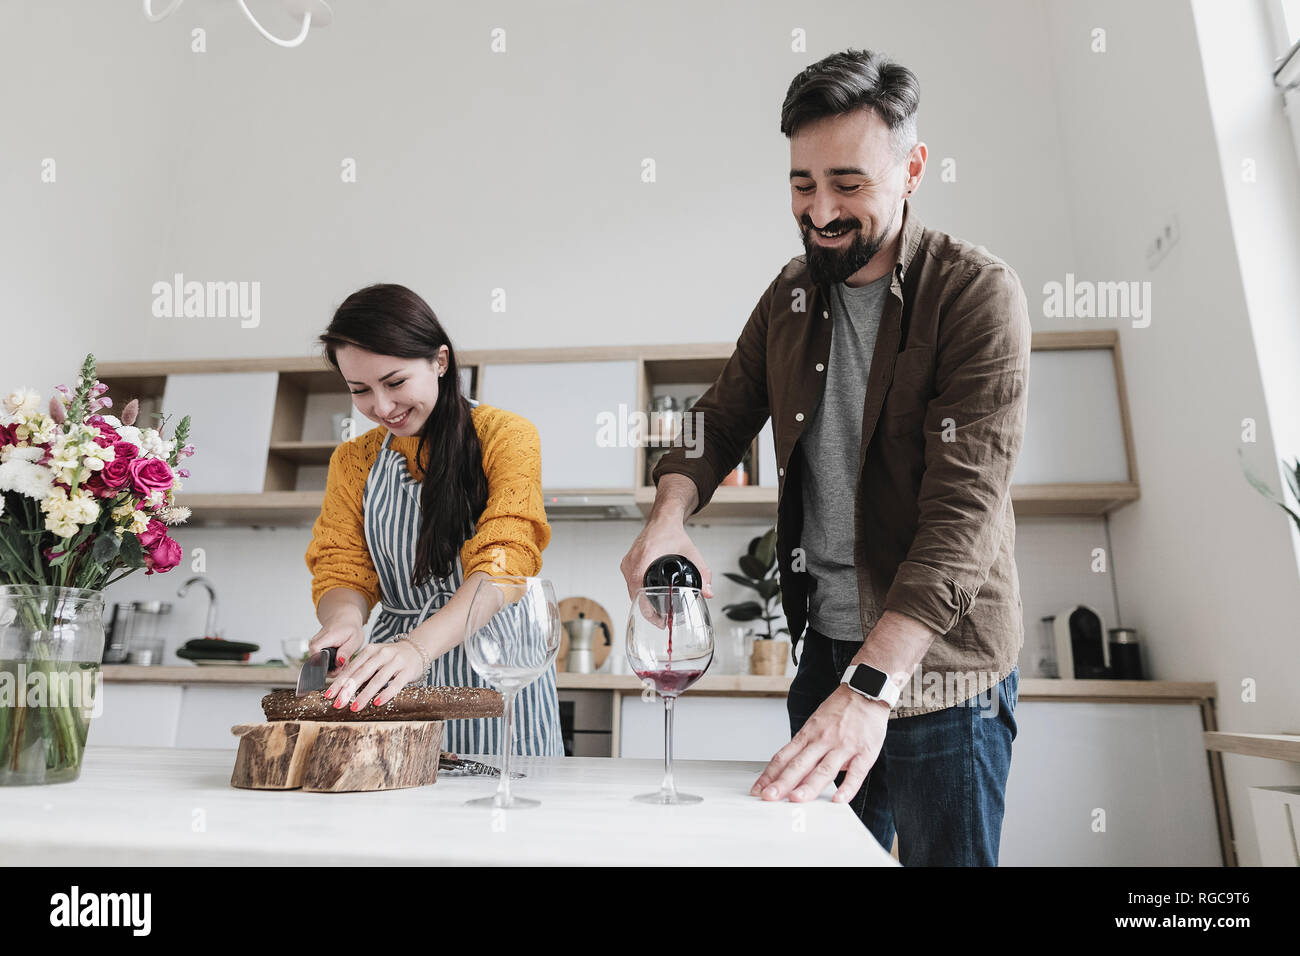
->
<box><xmin>361</xmin><ymin>422</ymin><xmax>564</xmax><ymax>757</ymax></box>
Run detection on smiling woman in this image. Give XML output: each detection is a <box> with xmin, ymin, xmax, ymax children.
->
<box><xmin>301</xmin><ymin>284</ymin><xmax>562</xmax><ymax>757</ymax></box>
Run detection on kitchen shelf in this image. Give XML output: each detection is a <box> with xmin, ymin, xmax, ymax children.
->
<box><xmin>634</xmin><ymin>485</ymin><xmax>776</xmax><ymax>523</ymax></box>
<box><xmin>172</xmin><ymin>484</ymin><xmax>1140</xmax><ymax>527</ymax></box>
<box><xmin>268</xmin><ymin>440</ymin><xmax>340</xmax><ymax>466</ymax></box>
<box><xmin>98</xmin><ymin>332</ymin><xmax>1141</xmax><ymax>526</ymax></box>
<box><xmin>173</xmin><ymin>491</ymin><xmax>326</xmax><ymax>526</ymax></box>
<box><xmin>1010</xmin><ymin>482</ymin><xmax>1140</xmax><ymax>516</ymax></box>
<box><xmin>1203</xmin><ymin>732</ymin><xmax>1300</xmax><ymax>763</ymax></box>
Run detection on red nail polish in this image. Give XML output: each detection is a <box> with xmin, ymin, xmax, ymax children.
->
<box><xmin>350</xmin><ymin>701</ymin><xmax>360</xmax><ymax>711</ymax></box>
<box><xmin>373</xmin><ymin>698</ymin><xmax>382</xmax><ymax>706</ymax></box>
<box><xmin>339</xmin><ymin>657</ymin><xmax>346</xmax><ymax>666</ymax></box>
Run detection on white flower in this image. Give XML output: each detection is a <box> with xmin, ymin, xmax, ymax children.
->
<box><xmin>100</xmin><ymin>414</ymin><xmax>122</xmax><ymax>428</ymax></box>
<box><xmin>160</xmin><ymin>505</ymin><xmax>191</xmax><ymax>525</ymax></box>
<box><xmin>1</xmin><ymin>445</ymin><xmax>44</xmax><ymax>464</ymax></box>
<box><xmin>115</xmin><ymin>424</ymin><xmax>142</xmax><ymax>449</ymax></box>
<box><xmin>66</xmin><ymin>488</ymin><xmax>99</xmax><ymax>524</ymax></box>
<box><xmin>46</xmin><ymin>516</ymin><xmax>79</xmax><ymax>538</ymax></box>
<box><xmin>0</xmin><ymin>457</ymin><xmax>54</xmax><ymax>499</ymax></box>
<box><xmin>138</xmin><ymin>428</ymin><xmax>169</xmax><ymax>458</ymax></box>
<box><xmin>3</xmin><ymin>388</ymin><xmax>40</xmax><ymax>416</ymax></box>
<box><xmin>129</xmin><ymin>510</ymin><xmax>149</xmax><ymax>534</ymax></box>
<box><xmin>40</xmin><ymin>489</ymin><xmax>80</xmax><ymax>538</ymax></box>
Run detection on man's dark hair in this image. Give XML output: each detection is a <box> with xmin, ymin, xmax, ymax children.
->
<box><xmin>780</xmin><ymin>49</ymin><xmax>920</xmax><ymax>160</ymax></box>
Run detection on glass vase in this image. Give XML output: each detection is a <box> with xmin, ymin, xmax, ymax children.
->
<box><xmin>0</xmin><ymin>585</ymin><xmax>105</xmax><ymax>785</ymax></box>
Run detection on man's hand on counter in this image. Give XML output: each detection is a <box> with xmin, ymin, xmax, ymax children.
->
<box><xmin>750</xmin><ymin>611</ymin><xmax>936</xmax><ymax>803</ymax></box>
<box><xmin>750</xmin><ymin>684</ymin><xmax>889</xmax><ymax>804</ymax></box>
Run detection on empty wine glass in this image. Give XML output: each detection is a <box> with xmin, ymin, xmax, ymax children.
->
<box><xmin>463</xmin><ymin>576</ymin><xmax>561</xmax><ymax>809</ymax></box>
<box><xmin>626</xmin><ymin>586</ymin><xmax>713</xmax><ymax>804</ymax></box>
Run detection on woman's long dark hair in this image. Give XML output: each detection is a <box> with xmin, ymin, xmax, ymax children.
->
<box><xmin>319</xmin><ymin>284</ymin><xmax>488</xmax><ymax>588</ymax></box>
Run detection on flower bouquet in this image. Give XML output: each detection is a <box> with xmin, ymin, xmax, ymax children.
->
<box><xmin>0</xmin><ymin>354</ymin><xmax>194</xmax><ymax>784</ymax></box>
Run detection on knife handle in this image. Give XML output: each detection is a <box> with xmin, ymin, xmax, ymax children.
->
<box><xmin>325</xmin><ymin>646</ymin><xmax>338</xmax><ymax>671</ymax></box>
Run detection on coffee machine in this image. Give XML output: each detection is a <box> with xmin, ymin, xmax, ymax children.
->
<box><xmin>1039</xmin><ymin>605</ymin><xmax>1110</xmax><ymax>679</ymax></box>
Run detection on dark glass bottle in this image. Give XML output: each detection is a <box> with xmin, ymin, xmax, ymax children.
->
<box><xmin>642</xmin><ymin>554</ymin><xmax>703</xmax><ymax>591</ymax></box>
<box><xmin>642</xmin><ymin>554</ymin><xmax>703</xmax><ymax>618</ymax></box>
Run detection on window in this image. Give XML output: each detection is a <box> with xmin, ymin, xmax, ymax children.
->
<box><xmin>1281</xmin><ymin>0</ymin><xmax>1300</xmax><ymax>47</ymax></box>
<box><xmin>1270</xmin><ymin>1</ymin><xmax>1300</xmax><ymax>164</ymax></box>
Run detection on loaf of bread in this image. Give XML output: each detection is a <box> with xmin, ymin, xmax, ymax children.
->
<box><xmin>261</xmin><ymin>686</ymin><xmax>503</xmax><ymax>722</ymax></box>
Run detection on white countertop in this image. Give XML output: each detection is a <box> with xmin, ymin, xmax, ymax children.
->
<box><xmin>0</xmin><ymin>747</ymin><xmax>897</xmax><ymax>866</ymax></box>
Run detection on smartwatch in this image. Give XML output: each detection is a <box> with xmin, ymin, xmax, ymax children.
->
<box><xmin>841</xmin><ymin>663</ymin><xmax>901</xmax><ymax>709</ymax></box>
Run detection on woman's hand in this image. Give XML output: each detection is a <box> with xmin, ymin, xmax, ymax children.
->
<box><xmin>307</xmin><ymin>608</ymin><xmax>367</xmax><ymax>673</ymax></box>
<box><xmin>323</xmin><ymin>638</ymin><xmax>427</xmax><ymax>713</ymax></box>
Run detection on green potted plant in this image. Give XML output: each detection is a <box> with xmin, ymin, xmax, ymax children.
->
<box><xmin>720</xmin><ymin>527</ymin><xmax>788</xmax><ymax>675</ymax></box>
<box><xmin>1240</xmin><ymin>451</ymin><xmax>1300</xmax><ymax>536</ymax></box>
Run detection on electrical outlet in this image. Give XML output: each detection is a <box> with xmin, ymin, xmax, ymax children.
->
<box><xmin>1145</xmin><ymin>215</ymin><xmax>1181</xmax><ymax>270</ymax></box>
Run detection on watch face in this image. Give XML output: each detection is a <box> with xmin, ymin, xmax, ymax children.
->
<box><xmin>849</xmin><ymin>665</ymin><xmax>889</xmax><ymax>698</ymax></box>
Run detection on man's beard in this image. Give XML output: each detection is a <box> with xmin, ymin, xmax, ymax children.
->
<box><xmin>800</xmin><ymin>217</ymin><xmax>888</xmax><ymax>287</ymax></box>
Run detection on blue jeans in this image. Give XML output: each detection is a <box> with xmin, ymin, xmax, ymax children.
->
<box><xmin>787</xmin><ymin>629</ymin><xmax>1019</xmax><ymax>866</ymax></box>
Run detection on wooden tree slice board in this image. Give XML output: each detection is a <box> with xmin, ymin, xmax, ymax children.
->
<box><xmin>558</xmin><ymin>596</ymin><xmax>615</xmax><ymax>672</ymax></box>
<box><xmin>231</xmin><ymin>720</ymin><xmax>443</xmax><ymax>792</ymax></box>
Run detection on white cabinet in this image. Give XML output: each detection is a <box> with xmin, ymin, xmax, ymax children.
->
<box><xmin>1000</xmin><ymin>700</ymin><xmax>1220</xmax><ymax>865</ymax></box>
<box><xmin>619</xmin><ymin>693</ymin><xmax>1221</xmax><ymax>866</ymax></box>
<box><xmin>175</xmin><ymin>686</ymin><xmax>280</xmax><ymax>749</ymax></box>
<box><xmin>161</xmin><ymin>372</ymin><xmax>279</xmax><ymax>493</ymax></box>
<box><xmin>620</xmin><ymin>694</ymin><xmax>790</xmax><ymax>762</ymax></box>
<box><xmin>478</xmin><ymin>361</ymin><xmax>639</xmax><ymax>488</ymax></box>
<box><xmin>1248</xmin><ymin>787</ymin><xmax>1300</xmax><ymax>866</ymax></box>
<box><xmin>91</xmin><ymin>683</ymin><xmax>183</xmax><ymax>747</ymax></box>
<box><xmin>1013</xmin><ymin>349</ymin><xmax>1130</xmax><ymax>484</ymax></box>
<box><xmin>90</xmin><ymin>682</ymin><xmax>283</xmax><ymax>750</ymax></box>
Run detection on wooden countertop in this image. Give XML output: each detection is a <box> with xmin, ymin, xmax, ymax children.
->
<box><xmin>0</xmin><ymin>747</ymin><xmax>896</xmax><ymax>866</ymax></box>
<box><xmin>100</xmin><ymin>666</ymin><xmax>1216</xmax><ymax>701</ymax></box>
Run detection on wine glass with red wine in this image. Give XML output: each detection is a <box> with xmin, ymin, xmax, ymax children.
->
<box><xmin>626</xmin><ymin>585</ymin><xmax>713</xmax><ymax>805</ymax></box>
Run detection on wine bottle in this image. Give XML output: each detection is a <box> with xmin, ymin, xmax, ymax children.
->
<box><xmin>642</xmin><ymin>554</ymin><xmax>703</xmax><ymax>591</ymax></box>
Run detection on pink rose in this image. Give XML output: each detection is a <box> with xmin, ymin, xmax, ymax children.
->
<box><xmin>144</xmin><ymin>534</ymin><xmax>183</xmax><ymax>575</ymax></box>
<box><xmin>0</xmin><ymin>423</ymin><xmax>16</xmax><ymax>448</ymax></box>
<box><xmin>88</xmin><ymin>416</ymin><xmax>120</xmax><ymax>447</ymax></box>
<box><xmin>111</xmin><ymin>440</ymin><xmax>138</xmax><ymax>463</ymax></box>
<box><xmin>83</xmin><ymin>471</ymin><xmax>111</xmax><ymax>498</ymax></box>
<box><xmin>92</xmin><ymin>449</ymin><xmax>136</xmax><ymax>493</ymax></box>
<box><xmin>127</xmin><ymin>456</ymin><xmax>174</xmax><ymax>496</ymax></box>
<box><xmin>136</xmin><ymin>517</ymin><xmax>168</xmax><ymax>549</ymax></box>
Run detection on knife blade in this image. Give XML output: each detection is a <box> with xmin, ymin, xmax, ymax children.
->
<box><xmin>438</xmin><ymin>754</ymin><xmax>525</xmax><ymax>778</ymax></box>
<box><xmin>295</xmin><ymin>647</ymin><xmax>338</xmax><ymax>696</ymax></box>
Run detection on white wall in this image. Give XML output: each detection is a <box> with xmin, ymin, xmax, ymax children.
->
<box><xmin>1043</xmin><ymin>0</ymin><xmax>1300</xmax><ymax>867</ymax></box>
<box><xmin>1</xmin><ymin>0</ymin><xmax>1097</xmax><ymax>655</ymax></box>
<box><xmin>1</xmin><ymin>0</ymin><xmax>1078</xmax><ymax>368</ymax></box>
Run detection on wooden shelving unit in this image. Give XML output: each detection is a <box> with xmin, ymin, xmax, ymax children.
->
<box><xmin>97</xmin><ymin>330</ymin><xmax>1142</xmax><ymax>527</ymax></box>
<box><xmin>1203</xmin><ymin>732</ymin><xmax>1300</xmax><ymax>763</ymax></box>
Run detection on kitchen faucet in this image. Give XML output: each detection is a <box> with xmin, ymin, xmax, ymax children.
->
<box><xmin>177</xmin><ymin>576</ymin><xmax>220</xmax><ymax>640</ymax></box>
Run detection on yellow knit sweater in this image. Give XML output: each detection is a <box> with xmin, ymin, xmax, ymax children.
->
<box><xmin>304</xmin><ymin>403</ymin><xmax>551</xmax><ymax>613</ymax></box>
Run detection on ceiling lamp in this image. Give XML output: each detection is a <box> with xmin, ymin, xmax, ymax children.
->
<box><xmin>143</xmin><ymin>0</ymin><xmax>333</xmax><ymax>49</ymax></box>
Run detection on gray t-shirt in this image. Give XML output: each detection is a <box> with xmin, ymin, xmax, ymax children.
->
<box><xmin>800</xmin><ymin>272</ymin><xmax>891</xmax><ymax>641</ymax></box>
